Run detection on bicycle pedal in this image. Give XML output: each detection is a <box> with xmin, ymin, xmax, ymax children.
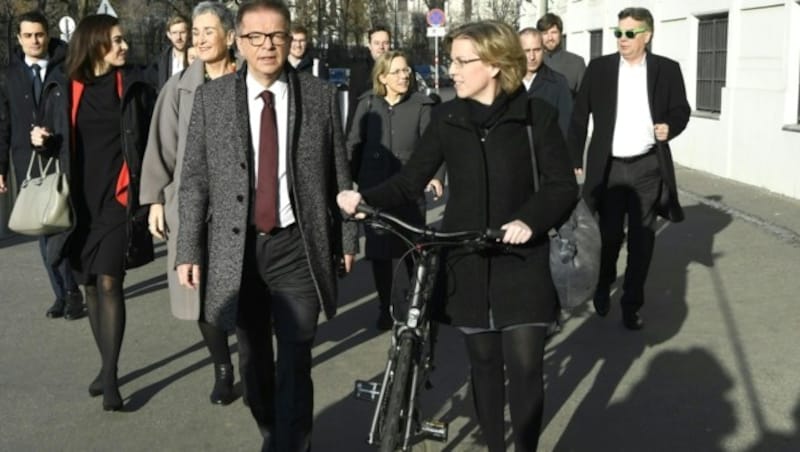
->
<box><xmin>419</xmin><ymin>420</ymin><xmax>448</xmax><ymax>442</ymax></box>
<box><xmin>353</xmin><ymin>380</ymin><xmax>381</xmax><ymax>402</ymax></box>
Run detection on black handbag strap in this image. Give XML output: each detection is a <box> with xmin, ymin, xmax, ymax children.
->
<box><xmin>525</xmin><ymin>100</ymin><xmax>540</xmax><ymax>193</ymax></box>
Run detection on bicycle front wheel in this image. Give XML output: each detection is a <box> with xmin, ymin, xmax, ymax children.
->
<box><xmin>379</xmin><ymin>332</ymin><xmax>416</xmax><ymax>452</ymax></box>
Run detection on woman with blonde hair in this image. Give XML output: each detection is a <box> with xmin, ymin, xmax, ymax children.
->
<box><xmin>140</xmin><ymin>1</ymin><xmax>238</xmax><ymax>405</ymax></box>
<box><xmin>346</xmin><ymin>50</ymin><xmax>442</xmax><ymax>330</ymax></box>
<box><xmin>338</xmin><ymin>20</ymin><xmax>577</xmax><ymax>450</ymax></box>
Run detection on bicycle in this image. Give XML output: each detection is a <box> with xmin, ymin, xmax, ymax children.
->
<box><xmin>351</xmin><ymin>203</ymin><xmax>505</xmax><ymax>451</ymax></box>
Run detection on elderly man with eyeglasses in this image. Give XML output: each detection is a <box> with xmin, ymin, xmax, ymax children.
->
<box><xmin>567</xmin><ymin>7</ymin><xmax>690</xmax><ymax>331</ymax></box>
<box><xmin>174</xmin><ymin>1</ymin><xmax>357</xmax><ymax>449</ymax></box>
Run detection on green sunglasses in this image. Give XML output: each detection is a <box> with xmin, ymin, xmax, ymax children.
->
<box><xmin>612</xmin><ymin>27</ymin><xmax>648</xmax><ymax>39</ymax></box>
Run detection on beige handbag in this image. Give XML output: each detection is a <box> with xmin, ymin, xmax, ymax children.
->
<box><xmin>8</xmin><ymin>153</ymin><xmax>72</xmax><ymax>236</ymax></box>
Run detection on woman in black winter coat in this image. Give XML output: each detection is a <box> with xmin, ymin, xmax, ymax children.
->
<box><xmin>346</xmin><ymin>50</ymin><xmax>442</xmax><ymax>330</ymax></box>
<box><xmin>338</xmin><ymin>21</ymin><xmax>578</xmax><ymax>451</ymax></box>
<box><xmin>32</xmin><ymin>14</ymin><xmax>155</xmax><ymax>412</ymax></box>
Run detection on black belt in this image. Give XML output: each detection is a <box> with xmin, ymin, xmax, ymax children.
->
<box><xmin>251</xmin><ymin>223</ymin><xmax>297</xmax><ymax>238</ymax></box>
<box><xmin>611</xmin><ymin>148</ymin><xmax>655</xmax><ymax>163</ymax></box>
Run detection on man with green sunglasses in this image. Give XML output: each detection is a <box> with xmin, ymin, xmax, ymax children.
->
<box><xmin>567</xmin><ymin>7</ymin><xmax>690</xmax><ymax>331</ymax></box>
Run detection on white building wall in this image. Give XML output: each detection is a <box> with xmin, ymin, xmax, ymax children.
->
<box><xmin>563</xmin><ymin>0</ymin><xmax>800</xmax><ymax>200</ymax></box>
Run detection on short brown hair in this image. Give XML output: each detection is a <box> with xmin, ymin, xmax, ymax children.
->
<box><xmin>166</xmin><ymin>14</ymin><xmax>189</xmax><ymax>29</ymax></box>
<box><xmin>371</xmin><ymin>50</ymin><xmax>408</xmax><ymax>97</ymax></box>
<box><xmin>445</xmin><ymin>21</ymin><xmax>526</xmax><ymax>95</ymax></box>
<box><xmin>290</xmin><ymin>24</ymin><xmax>308</xmax><ymax>36</ymax></box>
<box><xmin>537</xmin><ymin>13</ymin><xmax>563</xmax><ymax>33</ymax></box>
<box><xmin>618</xmin><ymin>7</ymin><xmax>654</xmax><ymax>34</ymax></box>
<box><xmin>66</xmin><ymin>14</ymin><xmax>120</xmax><ymax>83</ymax></box>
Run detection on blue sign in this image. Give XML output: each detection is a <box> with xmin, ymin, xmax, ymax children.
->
<box><xmin>427</xmin><ymin>8</ymin><xmax>445</xmax><ymax>27</ymax></box>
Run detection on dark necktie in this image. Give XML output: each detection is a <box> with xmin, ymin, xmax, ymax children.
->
<box><xmin>254</xmin><ymin>90</ymin><xmax>279</xmax><ymax>233</ymax></box>
<box><xmin>31</xmin><ymin>64</ymin><xmax>42</xmax><ymax>105</ymax></box>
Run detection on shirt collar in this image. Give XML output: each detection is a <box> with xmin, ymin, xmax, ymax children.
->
<box><xmin>246</xmin><ymin>68</ymin><xmax>288</xmax><ymax>101</ymax></box>
<box><xmin>619</xmin><ymin>53</ymin><xmax>647</xmax><ymax>69</ymax></box>
<box><xmin>25</xmin><ymin>57</ymin><xmax>48</xmax><ymax>70</ymax></box>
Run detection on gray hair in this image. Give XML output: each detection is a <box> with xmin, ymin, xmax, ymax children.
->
<box><xmin>193</xmin><ymin>1</ymin><xmax>236</xmax><ymax>34</ymax></box>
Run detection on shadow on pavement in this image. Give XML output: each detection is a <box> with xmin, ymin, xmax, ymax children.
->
<box><xmin>547</xmin><ymin>201</ymin><xmax>733</xmax><ymax>450</ymax></box>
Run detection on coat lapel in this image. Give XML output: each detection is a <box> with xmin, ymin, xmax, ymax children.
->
<box><xmin>234</xmin><ymin>72</ymin><xmax>252</xmax><ymax>171</ymax></box>
<box><xmin>646</xmin><ymin>52</ymin><xmax>659</xmax><ymax>122</ymax></box>
<box><xmin>285</xmin><ymin>66</ymin><xmax>300</xmax><ymax>192</ymax></box>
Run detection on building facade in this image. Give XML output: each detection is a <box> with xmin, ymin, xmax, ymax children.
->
<box><xmin>560</xmin><ymin>0</ymin><xmax>800</xmax><ymax>200</ymax></box>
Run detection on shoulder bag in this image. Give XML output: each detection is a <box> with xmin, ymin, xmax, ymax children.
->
<box><xmin>8</xmin><ymin>153</ymin><xmax>72</xmax><ymax>236</ymax></box>
<box><xmin>525</xmin><ymin>124</ymin><xmax>601</xmax><ymax>310</ymax></box>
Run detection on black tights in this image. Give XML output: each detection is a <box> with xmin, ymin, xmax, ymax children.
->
<box><xmin>464</xmin><ymin>325</ymin><xmax>547</xmax><ymax>452</ymax></box>
<box><xmin>197</xmin><ymin>320</ymin><xmax>231</xmax><ymax>366</ymax></box>
<box><xmin>85</xmin><ymin>274</ymin><xmax>126</xmax><ymax>386</ymax></box>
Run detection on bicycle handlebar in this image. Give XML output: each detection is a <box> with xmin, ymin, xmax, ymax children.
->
<box><xmin>354</xmin><ymin>203</ymin><xmax>506</xmax><ymax>244</ymax></box>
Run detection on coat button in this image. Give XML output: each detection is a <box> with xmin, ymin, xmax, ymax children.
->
<box><xmin>373</xmin><ymin>152</ymin><xmax>380</xmax><ymax>158</ymax></box>
<box><xmin>232</xmin><ymin>227</ymin><xmax>240</xmax><ymax>234</ymax></box>
<box><xmin>236</xmin><ymin>195</ymin><xmax>244</xmax><ymax>202</ymax></box>
<box><xmin>240</xmin><ymin>162</ymin><xmax>246</xmax><ymax>169</ymax></box>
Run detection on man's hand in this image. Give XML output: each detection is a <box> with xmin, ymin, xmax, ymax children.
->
<box><xmin>177</xmin><ymin>263</ymin><xmax>201</xmax><ymax>289</ymax></box>
<box><xmin>343</xmin><ymin>254</ymin><xmax>356</xmax><ymax>273</ymax></box>
<box><xmin>500</xmin><ymin>219</ymin><xmax>533</xmax><ymax>245</ymax></box>
<box><xmin>337</xmin><ymin>190</ymin><xmax>363</xmax><ymax>216</ymax></box>
<box><xmin>654</xmin><ymin>123</ymin><xmax>670</xmax><ymax>142</ymax></box>
<box><xmin>148</xmin><ymin>203</ymin><xmax>167</xmax><ymax>240</ymax></box>
<box><xmin>426</xmin><ymin>178</ymin><xmax>443</xmax><ymax>200</ymax></box>
<box><xmin>0</xmin><ymin>174</ymin><xmax>7</xmax><ymax>193</ymax></box>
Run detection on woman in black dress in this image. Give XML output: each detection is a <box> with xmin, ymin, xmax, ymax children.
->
<box><xmin>33</xmin><ymin>14</ymin><xmax>155</xmax><ymax>411</ymax></box>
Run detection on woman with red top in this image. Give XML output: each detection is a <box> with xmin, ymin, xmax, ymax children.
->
<box><xmin>32</xmin><ymin>14</ymin><xmax>155</xmax><ymax>411</ymax></box>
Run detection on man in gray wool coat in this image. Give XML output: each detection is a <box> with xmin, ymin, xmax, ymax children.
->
<box><xmin>175</xmin><ymin>1</ymin><xmax>357</xmax><ymax>450</ymax></box>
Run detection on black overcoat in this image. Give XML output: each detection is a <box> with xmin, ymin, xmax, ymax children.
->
<box><xmin>568</xmin><ymin>52</ymin><xmax>691</xmax><ymax>222</ymax></box>
<box><xmin>363</xmin><ymin>89</ymin><xmax>578</xmax><ymax>328</ymax></box>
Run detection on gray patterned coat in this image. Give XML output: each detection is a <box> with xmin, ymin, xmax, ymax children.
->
<box><xmin>175</xmin><ymin>65</ymin><xmax>357</xmax><ymax>330</ymax></box>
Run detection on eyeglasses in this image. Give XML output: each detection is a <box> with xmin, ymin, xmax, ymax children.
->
<box><xmin>449</xmin><ymin>57</ymin><xmax>482</xmax><ymax>69</ymax></box>
<box><xmin>387</xmin><ymin>67</ymin><xmax>412</xmax><ymax>76</ymax></box>
<box><xmin>612</xmin><ymin>27</ymin><xmax>648</xmax><ymax>39</ymax></box>
<box><xmin>238</xmin><ymin>31</ymin><xmax>290</xmax><ymax>47</ymax></box>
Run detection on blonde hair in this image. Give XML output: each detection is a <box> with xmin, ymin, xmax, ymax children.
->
<box><xmin>445</xmin><ymin>20</ymin><xmax>526</xmax><ymax>94</ymax></box>
<box><xmin>371</xmin><ymin>50</ymin><xmax>408</xmax><ymax>97</ymax></box>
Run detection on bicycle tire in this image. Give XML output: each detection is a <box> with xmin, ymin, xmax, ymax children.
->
<box><xmin>379</xmin><ymin>332</ymin><xmax>416</xmax><ymax>452</ymax></box>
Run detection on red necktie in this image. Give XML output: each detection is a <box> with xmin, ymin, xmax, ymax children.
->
<box><xmin>254</xmin><ymin>90</ymin><xmax>278</xmax><ymax>233</ymax></box>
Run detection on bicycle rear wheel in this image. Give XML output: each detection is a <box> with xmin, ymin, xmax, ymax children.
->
<box><xmin>379</xmin><ymin>332</ymin><xmax>416</xmax><ymax>452</ymax></box>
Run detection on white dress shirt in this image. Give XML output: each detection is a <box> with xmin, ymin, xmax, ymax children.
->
<box><xmin>522</xmin><ymin>72</ymin><xmax>537</xmax><ymax>91</ymax></box>
<box><xmin>246</xmin><ymin>71</ymin><xmax>295</xmax><ymax>227</ymax></box>
<box><xmin>171</xmin><ymin>50</ymin><xmax>185</xmax><ymax>76</ymax></box>
<box><xmin>24</xmin><ymin>57</ymin><xmax>48</xmax><ymax>81</ymax></box>
<box><xmin>611</xmin><ymin>56</ymin><xmax>655</xmax><ymax>158</ymax></box>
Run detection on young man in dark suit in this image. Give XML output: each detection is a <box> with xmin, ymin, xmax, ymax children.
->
<box><xmin>0</xmin><ymin>10</ymin><xmax>83</xmax><ymax>319</ymax></box>
<box><xmin>175</xmin><ymin>1</ymin><xmax>356</xmax><ymax>449</ymax></box>
<box><xmin>568</xmin><ymin>7</ymin><xmax>690</xmax><ymax>330</ymax></box>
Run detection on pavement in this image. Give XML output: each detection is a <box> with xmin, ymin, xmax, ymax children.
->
<box><xmin>1</xmin><ymin>164</ymin><xmax>800</xmax><ymax>451</ymax></box>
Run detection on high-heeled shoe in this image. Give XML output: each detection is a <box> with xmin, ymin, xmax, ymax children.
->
<box><xmin>209</xmin><ymin>363</ymin><xmax>234</xmax><ymax>405</ymax></box>
<box><xmin>88</xmin><ymin>371</ymin><xmax>103</xmax><ymax>397</ymax></box>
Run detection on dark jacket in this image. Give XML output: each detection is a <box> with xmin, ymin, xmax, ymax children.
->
<box><xmin>175</xmin><ymin>65</ymin><xmax>357</xmax><ymax>330</ymax></box>
<box><xmin>363</xmin><ymin>89</ymin><xmax>578</xmax><ymax>328</ymax></box>
<box><xmin>152</xmin><ymin>46</ymin><xmax>182</xmax><ymax>91</ymax></box>
<box><xmin>36</xmin><ymin>66</ymin><xmax>156</xmax><ymax>265</ymax></box>
<box><xmin>293</xmin><ymin>52</ymin><xmax>329</xmax><ymax>79</ymax></box>
<box><xmin>347</xmin><ymin>91</ymin><xmax>434</xmax><ymax>258</ymax></box>
<box><xmin>568</xmin><ymin>52</ymin><xmax>691</xmax><ymax>222</ymax></box>
<box><xmin>0</xmin><ymin>39</ymin><xmax>68</xmax><ymax>185</ymax></box>
<box><xmin>345</xmin><ymin>55</ymin><xmax>374</xmax><ymax>132</ymax></box>
<box><xmin>527</xmin><ymin>63</ymin><xmax>573</xmax><ymax>138</ymax></box>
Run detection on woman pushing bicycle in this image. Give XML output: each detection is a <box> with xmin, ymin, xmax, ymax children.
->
<box><xmin>337</xmin><ymin>20</ymin><xmax>577</xmax><ymax>452</ymax></box>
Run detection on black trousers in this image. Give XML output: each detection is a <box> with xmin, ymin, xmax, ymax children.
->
<box><xmin>236</xmin><ymin>225</ymin><xmax>319</xmax><ymax>452</ymax></box>
<box><xmin>597</xmin><ymin>152</ymin><xmax>662</xmax><ymax>312</ymax></box>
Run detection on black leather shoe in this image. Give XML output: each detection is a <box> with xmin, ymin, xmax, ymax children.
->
<box><xmin>63</xmin><ymin>291</ymin><xmax>86</xmax><ymax>320</ymax></box>
<box><xmin>46</xmin><ymin>299</ymin><xmax>65</xmax><ymax>318</ymax></box>
<box><xmin>593</xmin><ymin>287</ymin><xmax>610</xmax><ymax>317</ymax></box>
<box><xmin>210</xmin><ymin>364</ymin><xmax>235</xmax><ymax>405</ymax></box>
<box><xmin>375</xmin><ymin>312</ymin><xmax>393</xmax><ymax>331</ymax></box>
<box><xmin>622</xmin><ymin>311</ymin><xmax>644</xmax><ymax>330</ymax></box>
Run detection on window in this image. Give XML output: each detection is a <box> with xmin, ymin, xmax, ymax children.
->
<box><xmin>589</xmin><ymin>29</ymin><xmax>602</xmax><ymax>60</ymax></box>
<box><xmin>696</xmin><ymin>14</ymin><xmax>728</xmax><ymax>113</ymax></box>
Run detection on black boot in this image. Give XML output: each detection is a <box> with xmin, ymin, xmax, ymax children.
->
<box><xmin>210</xmin><ymin>364</ymin><xmax>235</xmax><ymax>405</ymax></box>
<box><xmin>46</xmin><ymin>298</ymin><xmax>65</xmax><ymax>318</ymax></box>
<box><xmin>63</xmin><ymin>291</ymin><xmax>86</xmax><ymax>320</ymax></box>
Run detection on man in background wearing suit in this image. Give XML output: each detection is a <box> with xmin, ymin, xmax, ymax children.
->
<box><xmin>568</xmin><ymin>7</ymin><xmax>690</xmax><ymax>330</ymax></box>
<box><xmin>175</xmin><ymin>1</ymin><xmax>356</xmax><ymax>450</ymax></box>
<box><xmin>519</xmin><ymin>27</ymin><xmax>572</xmax><ymax>137</ymax></box>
